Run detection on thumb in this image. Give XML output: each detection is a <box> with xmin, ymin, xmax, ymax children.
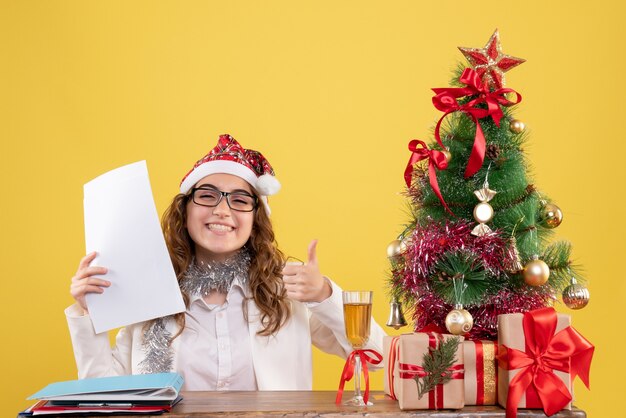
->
<box><xmin>307</xmin><ymin>239</ymin><xmax>318</xmax><ymax>265</ymax></box>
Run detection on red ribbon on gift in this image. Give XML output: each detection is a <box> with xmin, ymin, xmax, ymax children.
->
<box><xmin>387</xmin><ymin>336</ymin><xmax>401</xmax><ymax>400</ymax></box>
<box><xmin>498</xmin><ymin>307</ymin><xmax>594</xmax><ymax>418</ymax></box>
<box><xmin>475</xmin><ymin>340</ymin><xmax>486</xmax><ymax>405</ymax></box>
<box><xmin>470</xmin><ymin>340</ymin><xmax>498</xmax><ymax>405</ymax></box>
<box><xmin>397</xmin><ymin>333</ymin><xmax>464</xmax><ymax>409</ymax></box>
<box><xmin>431</xmin><ymin>67</ymin><xmax>522</xmax><ymax>179</ymax></box>
<box><xmin>335</xmin><ymin>349</ymin><xmax>383</xmax><ymax>405</ymax></box>
<box><xmin>404</xmin><ymin>140</ymin><xmax>452</xmax><ymax>215</ymax></box>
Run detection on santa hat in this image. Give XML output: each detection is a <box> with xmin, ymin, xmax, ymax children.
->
<box><xmin>180</xmin><ymin>134</ymin><xmax>281</xmax><ymax>214</ymax></box>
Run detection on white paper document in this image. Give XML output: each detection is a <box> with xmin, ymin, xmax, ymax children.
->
<box><xmin>83</xmin><ymin>161</ymin><xmax>185</xmax><ymax>334</ymax></box>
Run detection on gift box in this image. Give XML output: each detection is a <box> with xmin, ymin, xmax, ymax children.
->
<box><xmin>463</xmin><ymin>340</ymin><xmax>497</xmax><ymax>405</ymax></box>
<box><xmin>384</xmin><ymin>332</ymin><xmax>465</xmax><ymax>410</ymax></box>
<box><xmin>497</xmin><ymin>307</ymin><xmax>594</xmax><ymax>418</ymax></box>
<box><xmin>383</xmin><ymin>335</ymin><xmax>399</xmax><ymax>398</ymax></box>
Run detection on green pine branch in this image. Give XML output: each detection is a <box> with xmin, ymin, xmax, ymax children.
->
<box><xmin>414</xmin><ymin>336</ymin><xmax>461</xmax><ymax>399</ymax></box>
<box><xmin>541</xmin><ymin>241</ymin><xmax>584</xmax><ymax>290</ymax></box>
<box><xmin>430</xmin><ymin>251</ymin><xmax>490</xmax><ymax>305</ymax></box>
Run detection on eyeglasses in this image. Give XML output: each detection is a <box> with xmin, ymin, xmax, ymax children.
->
<box><xmin>190</xmin><ymin>187</ymin><xmax>258</xmax><ymax>212</ymax></box>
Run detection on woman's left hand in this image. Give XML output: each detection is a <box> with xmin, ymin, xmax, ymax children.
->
<box><xmin>282</xmin><ymin>239</ymin><xmax>332</xmax><ymax>303</ymax></box>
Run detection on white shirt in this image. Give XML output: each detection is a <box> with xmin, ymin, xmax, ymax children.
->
<box><xmin>176</xmin><ymin>278</ymin><xmax>257</xmax><ymax>391</ymax></box>
<box><xmin>66</xmin><ymin>278</ymin><xmax>387</xmax><ymax>390</ymax></box>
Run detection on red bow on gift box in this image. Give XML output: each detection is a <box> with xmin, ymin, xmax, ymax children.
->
<box><xmin>498</xmin><ymin>307</ymin><xmax>594</xmax><ymax>418</ymax></box>
<box><xmin>432</xmin><ymin>68</ymin><xmax>522</xmax><ymax>179</ymax></box>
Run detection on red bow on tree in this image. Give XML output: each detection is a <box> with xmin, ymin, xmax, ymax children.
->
<box><xmin>498</xmin><ymin>307</ymin><xmax>594</xmax><ymax>418</ymax></box>
<box><xmin>431</xmin><ymin>68</ymin><xmax>522</xmax><ymax>178</ymax></box>
<box><xmin>404</xmin><ymin>140</ymin><xmax>452</xmax><ymax>215</ymax></box>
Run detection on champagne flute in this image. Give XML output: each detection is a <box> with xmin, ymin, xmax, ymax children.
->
<box><xmin>342</xmin><ymin>290</ymin><xmax>373</xmax><ymax>406</ymax></box>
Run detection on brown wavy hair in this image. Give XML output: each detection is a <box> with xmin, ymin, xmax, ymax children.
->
<box><xmin>160</xmin><ymin>190</ymin><xmax>291</xmax><ymax>337</ymax></box>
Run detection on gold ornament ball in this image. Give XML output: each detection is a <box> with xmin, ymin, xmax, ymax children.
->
<box><xmin>541</xmin><ymin>203</ymin><xmax>563</xmax><ymax>228</ymax></box>
<box><xmin>445</xmin><ymin>308</ymin><xmax>474</xmax><ymax>335</ymax></box>
<box><xmin>442</xmin><ymin>150</ymin><xmax>452</xmax><ymax>163</ymax></box>
<box><xmin>523</xmin><ymin>259</ymin><xmax>550</xmax><ymax>286</ymax></box>
<box><xmin>386</xmin><ymin>239</ymin><xmax>406</xmax><ymax>259</ymax></box>
<box><xmin>473</xmin><ymin>202</ymin><xmax>494</xmax><ymax>223</ymax></box>
<box><xmin>509</xmin><ymin>119</ymin><xmax>525</xmax><ymax>134</ymax></box>
<box><xmin>562</xmin><ymin>283</ymin><xmax>590</xmax><ymax>310</ymax></box>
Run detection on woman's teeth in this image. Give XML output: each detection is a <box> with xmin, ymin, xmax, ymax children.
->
<box><xmin>208</xmin><ymin>223</ymin><xmax>234</xmax><ymax>232</ymax></box>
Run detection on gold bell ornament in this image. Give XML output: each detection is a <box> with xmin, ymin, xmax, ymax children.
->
<box><xmin>562</xmin><ymin>277</ymin><xmax>590</xmax><ymax>310</ymax></box>
<box><xmin>386</xmin><ymin>297</ymin><xmax>408</xmax><ymax>330</ymax></box>
<box><xmin>523</xmin><ymin>255</ymin><xmax>550</xmax><ymax>286</ymax></box>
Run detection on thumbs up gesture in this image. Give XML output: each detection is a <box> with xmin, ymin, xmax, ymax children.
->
<box><xmin>282</xmin><ymin>239</ymin><xmax>332</xmax><ymax>303</ymax></box>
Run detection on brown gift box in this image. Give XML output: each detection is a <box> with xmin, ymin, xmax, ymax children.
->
<box><xmin>463</xmin><ymin>340</ymin><xmax>497</xmax><ymax>405</ymax></box>
<box><xmin>383</xmin><ymin>335</ymin><xmax>398</xmax><ymax>397</ymax></box>
<box><xmin>384</xmin><ymin>333</ymin><xmax>465</xmax><ymax>410</ymax></box>
<box><xmin>497</xmin><ymin>312</ymin><xmax>572</xmax><ymax>411</ymax></box>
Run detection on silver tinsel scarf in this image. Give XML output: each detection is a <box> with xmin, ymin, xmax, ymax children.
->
<box><xmin>179</xmin><ymin>249</ymin><xmax>251</xmax><ymax>296</ymax></box>
<box><xmin>138</xmin><ymin>249</ymin><xmax>252</xmax><ymax>373</ymax></box>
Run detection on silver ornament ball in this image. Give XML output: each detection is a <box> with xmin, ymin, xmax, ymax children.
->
<box><xmin>562</xmin><ymin>278</ymin><xmax>590</xmax><ymax>309</ymax></box>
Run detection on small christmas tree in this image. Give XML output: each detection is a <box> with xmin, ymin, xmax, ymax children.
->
<box><xmin>388</xmin><ymin>30</ymin><xmax>590</xmax><ymax>340</ymax></box>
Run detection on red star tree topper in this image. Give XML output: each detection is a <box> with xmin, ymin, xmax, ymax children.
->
<box><xmin>458</xmin><ymin>29</ymin><xmax>525</xmax><ymax>90</ymax></box>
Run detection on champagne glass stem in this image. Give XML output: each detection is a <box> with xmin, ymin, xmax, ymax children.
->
<box><xmin>353</xmin><ymin>353</ymin><xmax>362</xmax><ymax>401</ymax></box>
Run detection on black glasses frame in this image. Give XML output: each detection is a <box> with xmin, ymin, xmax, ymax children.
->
<box><xmin>190</xmin><ymin>187</ymin><xmax>258</xmax><ymax>212</ymax></box>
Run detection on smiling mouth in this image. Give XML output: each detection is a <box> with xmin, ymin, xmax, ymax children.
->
<box><xmin>207</xmin><ymin>223</ymin><xmax>234</xmax><ymax>232</ymax></box>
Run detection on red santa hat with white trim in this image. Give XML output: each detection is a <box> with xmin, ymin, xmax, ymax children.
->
<box><xmin>179</xmin><ymin>134</ymin><xmax>281</xmax><ymax>214</ymax></box>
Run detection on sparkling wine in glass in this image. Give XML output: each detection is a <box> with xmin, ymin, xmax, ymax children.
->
<box><xmin>342</xmin><ymin>291</ymin><xmax>373</xmax><ymax>406</ymax></box>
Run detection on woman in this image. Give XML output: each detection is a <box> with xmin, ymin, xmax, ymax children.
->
<box><xmin>66</xmin><ymin>134</ymin><xmax>385</xmax><ymax>390</ymax></box>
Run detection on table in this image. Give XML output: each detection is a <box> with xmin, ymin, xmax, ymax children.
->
<box><xmin>48</xmin><ymin>391</ymin><xmax>585</xmax><ymax>417</ymax></box>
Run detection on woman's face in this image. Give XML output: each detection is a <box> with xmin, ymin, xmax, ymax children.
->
<box><xmin>186</xmin><ymin>173</ymin><xmax>255</xmax><ymax>263</ymax></box>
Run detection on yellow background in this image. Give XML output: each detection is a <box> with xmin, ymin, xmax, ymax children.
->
<box><xmin>1</xmin><ymin>1</ymin><xmax>624</xmax><ymax>416</ymax></box>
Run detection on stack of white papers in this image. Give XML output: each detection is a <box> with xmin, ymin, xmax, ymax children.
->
<box><xmin>83</xmin><ymin>161</ymin><xmax>186</xmax><ymax>333</ymax></box>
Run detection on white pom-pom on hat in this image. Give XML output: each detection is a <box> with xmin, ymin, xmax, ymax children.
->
<box><xmin>255</xmin><ymin>173</ymin><xmax>281</xmax><ymax>196</ymax></box>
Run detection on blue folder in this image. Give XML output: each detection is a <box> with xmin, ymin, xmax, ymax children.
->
<box><xmin>27</xmin><ymin>372</ymin><xmax>184</xmax><ymax>402</ymax></box>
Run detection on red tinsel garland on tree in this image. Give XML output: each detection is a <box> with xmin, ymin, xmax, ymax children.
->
<box><xmin>392</xmin><ymin>220</ymin><xmax>553</xmax><ymax>339</ymax></box>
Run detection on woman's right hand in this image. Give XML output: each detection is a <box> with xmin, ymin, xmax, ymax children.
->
<box><xmin>70</xmin><ymin>252</ymin><xmax>110</xmax><ymax>314</ymax></box>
